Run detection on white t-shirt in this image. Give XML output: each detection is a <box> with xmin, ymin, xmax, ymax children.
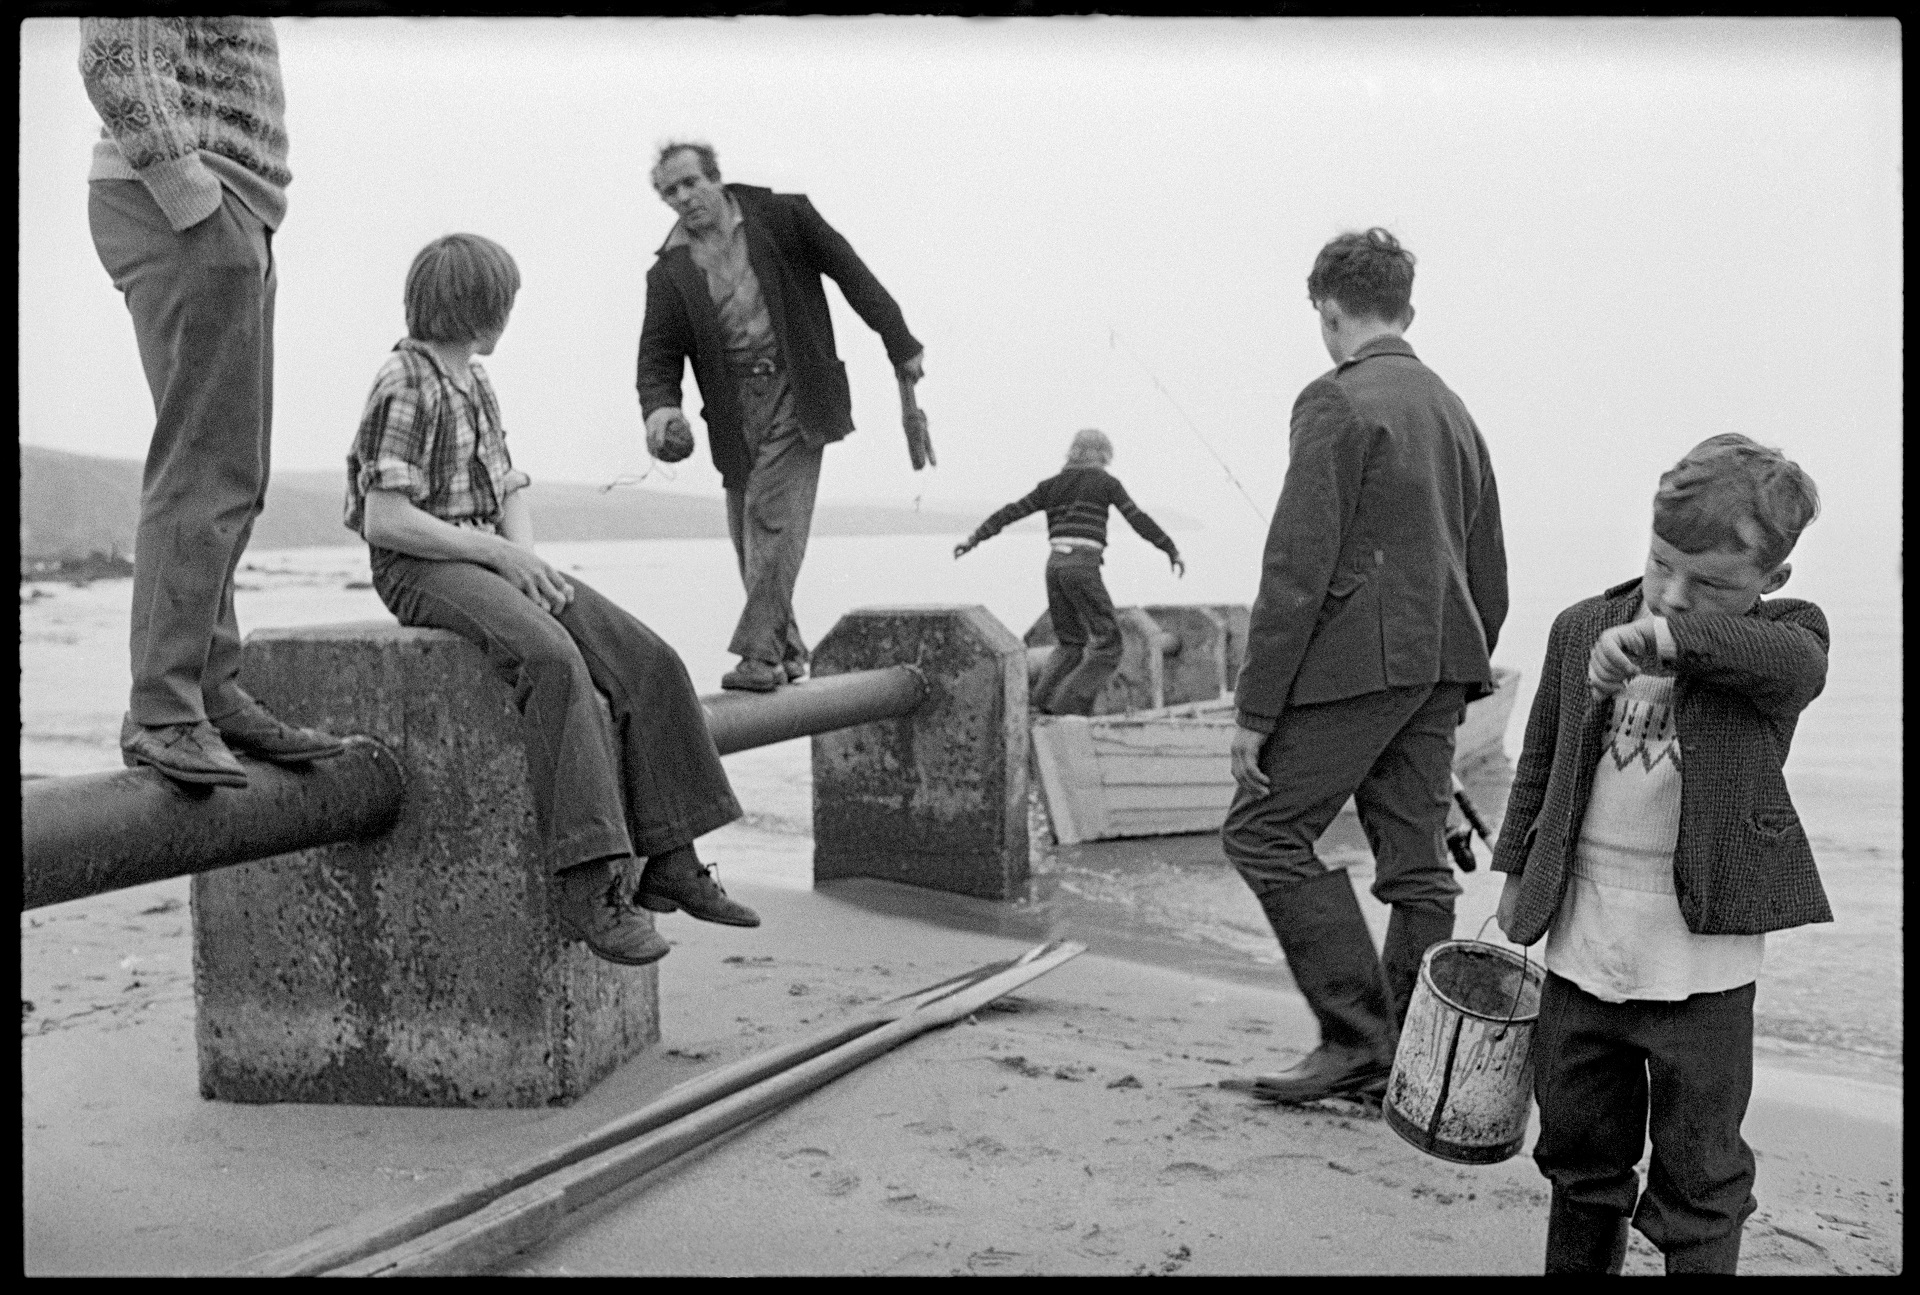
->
<box><xmin>1545</xmin><ymin>673</ymin><xmax>1765</xmax><ymax>1002</ymax></box>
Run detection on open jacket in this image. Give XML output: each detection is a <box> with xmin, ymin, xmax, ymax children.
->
<box><xmin>636</xmin><ymin>184</ymin><xmax>920</xmax><ymax>489</ymax></box>
<box><xmin>1492</xmin><ymin>578</ymin><xmax>1832</xmax><ymax>943</ymax></box>
<box><xmin>1234</xmin><ymin>336</ymin><xmax>1508</xmax><ymax>731</ymax></box>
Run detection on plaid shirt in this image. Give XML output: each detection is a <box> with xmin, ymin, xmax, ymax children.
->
<box><xmin>344</xmin><ymin>339</ymin><xmax>514</xmax><ymax>537</ymax></box>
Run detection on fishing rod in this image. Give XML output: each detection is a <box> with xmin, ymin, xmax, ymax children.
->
<box><xmin>1108</xmin><ymin>328</ymin><xmax>1269</xmax><ymax>526</ymax></box>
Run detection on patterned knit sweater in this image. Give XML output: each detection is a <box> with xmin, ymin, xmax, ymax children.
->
<box><xmin>966</xmin><ymin>466</ymin><xmax>1179</xmax><ymax>557</ymax></box>
<box><xmin>79</xmin><ymin>17</ymin><xmax>289</xmax><ymax>232</ymax></box>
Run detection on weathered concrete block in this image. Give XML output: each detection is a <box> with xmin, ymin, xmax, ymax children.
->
<box><xmin>1024</xmin><ymin>607</ymin><xmax>1166</xmax><ymax>714</ymax></box>
<box><xmin>1142</xmin><ymin>604</ymin><xmax>1231</xmax><ymax>705</ymax></box>
<box><xmin>812</xmin><ymin>607</ymin><xmax>1029</xmax><ymax>900</ymax></box>
<box><xmin>192</xmin><ymin>623</ymin><xmax>658</xmax><ymax>1108</ymax></box>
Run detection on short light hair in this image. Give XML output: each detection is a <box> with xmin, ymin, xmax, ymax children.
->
<box><xmin>1066</xmin><ymin>428</ymin><xmax>1113</xmax><ymax>467</ymax></box>
<box><xmin>1652</xmin><ymin>433</ymin><xmax>1820</xmax><ymax>571</ymax></box>
<box><xmin>653</xmin><ymin>140</ymin><xmax>721</xmax><ymax>186</ymax></box>
<box><xmin>1307</xmin><ymin>227</ymin><xmax>1416</xmax><ymax>322</ymax></box>
<box><xmin>404</xmin><ymin>234</ymin><xmax>520</xmax><ymax>345</ymax></box>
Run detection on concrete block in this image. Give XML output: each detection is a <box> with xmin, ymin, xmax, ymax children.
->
<box><xmin>1142</xmin><ymin>604</ymin><xmax>1231</xmax><ymax>704</ymax></box>
<box><xmin>1024</xmin><ymin>607</ymin><xmax>1166</xmax><ymax>714</ymax></box>
<box><xmin>192</xmin><ymin>623</ymin><xmax>658</xmax><ymax>1108</ymax></box>
<box><xmin>1205</xmin><ymin>604</ymin><xmax>1252</xmax><ymax>693</ymax></box>
<box><xmin>811</xmin><ymin>607</ymin><xmax>1029</xmax><ymax>900</ymax></box>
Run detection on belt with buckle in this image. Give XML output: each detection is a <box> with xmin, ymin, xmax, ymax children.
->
<box><xmin>730</xmin><ymin>353</ymin><xmax>780</xmax><ymax>376</ymax></box>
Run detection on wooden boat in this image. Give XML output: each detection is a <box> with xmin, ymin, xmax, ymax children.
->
<box><xmin>1032</xmin><ymin>666</ymin><xmax>1520</xmax><ymax>845</ymax></box>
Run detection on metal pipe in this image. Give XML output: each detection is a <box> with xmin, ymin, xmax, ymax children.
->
<box><xmin>20</xmin><ymin>736</ymin><xmax>406</xmax><ymax>912</ymax></box>
<box><xmin>700</xmin><ymin>664</ymin><xmax>926</xmax><ymax>756</ymax></box>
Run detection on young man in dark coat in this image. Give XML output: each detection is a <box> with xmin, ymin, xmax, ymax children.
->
<box><xmin>635</xmin><ymin>142</ymin><xmax>924</xmax><ymax>692</ymax></box>
<box><xmin>1222</xmin><ymin>228</ymin><xmax>1509</xmax><ymax>1105</ymax></box>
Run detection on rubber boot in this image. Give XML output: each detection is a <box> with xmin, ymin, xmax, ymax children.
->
<box><xmin>1544</xmin><ymin>1190</ymin><xmax>1629</xmax><ymax>1274</ymax></box>
<box><xmin>1250</xmin><ymin>870</ymin><xmax>1397</xmax><ymax>1103</ymax></box>
<box><xmin>1382</xmin><ymin>902</ymin><xmax>1457</xmax><ymax>1028</ymax></box>
<box><xmin>1664</xmin><ymin>1228</ymin><xmax>1742</xmax><ymax>1275</ymax></box>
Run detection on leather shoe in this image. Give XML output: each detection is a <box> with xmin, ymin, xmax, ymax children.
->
<box><xmin>554</xmin><ymin>858</ymin><xmax>672</xmax><ymax>966</ymax></box>
<box><xmin>721</xmin><ymin>658</ymin><xmax>784</xmax><ymax>693</ymax></box>
<box><xmin>1249</xmin><ymin>1043</ymin><xmax>1391</xmax><ymax>1104</ymax></box>
<box><xmin>210</xmin><ymin>700</ymin><xmax>348</xmax><ymax>764</ymax></box>
<box><xmin>121</xmin><ymin>716</ymin><xmax>249</xmax><ymax>788</ymax></box>
<box><xmin>635</xmin><ymin>848</ymin><xmax>761</xmax><ymax>927</ymax></box>
<box><xmin>783</xmin><ymin>656</ymin><xmax>808</xmax><ymax>683</ymax></box>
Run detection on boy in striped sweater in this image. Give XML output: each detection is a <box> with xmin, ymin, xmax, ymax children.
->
<box><xmin>956</xmin><ymin>429</ymin><xmax>1184</xmax><ymax>714</ymax></box>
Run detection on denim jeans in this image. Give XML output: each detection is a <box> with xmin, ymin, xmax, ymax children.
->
<box><xmin>1033</xmin><ymin>548</ymin><xmax>1123</xmax><ymax>716</ymax></box>
<box><xmin>89</xmin><ymin>180</ymin><xmax>275</xmax><ymax>727</ymax></box>
<box><xmin>1532</xmin><ymin>972</ymin><xmax>1758</xmax><ymax>1266</ymax></box>
<box><xmin>372</xmin><ymin>553</ymin><xmax>742</xmax><ymax>871</ymax></box>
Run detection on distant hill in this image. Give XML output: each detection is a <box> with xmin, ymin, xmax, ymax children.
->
<box><xmin>21</xmin><ymin>444</ymin><xmax>1202</xmax><ymax>562</ymax></box>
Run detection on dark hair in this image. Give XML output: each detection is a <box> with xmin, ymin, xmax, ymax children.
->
<box><xmin>404</xmin><ymin>234</ymin><xmax>520</xmax><ymax>345</ymax></box>
<box><xmin>653</xmin><ymin>140</ymin><xmax>721</xmax><ymax>184</ymax></box>
<box><xmin>1652</xmin><ymin>433</ymin><xmax>1820</xmax><ymax>571</ymax></box>
<box><xmin>1307</xmin><ymin>227</ymin><xmax>1416</xmax><ymax>322</ymax></box>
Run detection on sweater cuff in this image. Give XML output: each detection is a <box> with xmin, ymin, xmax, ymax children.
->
<box><xmin>137</xmin><ymin>152</ymin><xmax>224</xmax><ymax>231</ymax></box>
<box><xmin>1235</xmin><ymin>710</ymin><xmax>1277</xmax><ymax>736</ymax></box>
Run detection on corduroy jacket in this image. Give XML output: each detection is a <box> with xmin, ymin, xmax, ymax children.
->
<box><xmin>1234</xmin><ymin>336</ymin><xmax>1508</xmax><ymax>732</ymax></box>
<box><xmin>1492</xmin><ymin>578</ymin><xmax>1833</xmax><ymax>943</ymax></box>
<box><xmin>636</xmin><ymin>184</ymin><xmax>920</xmax><ymax>490</ymax></box>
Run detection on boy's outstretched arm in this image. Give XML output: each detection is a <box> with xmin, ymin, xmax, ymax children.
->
<box><xmin>1107</xmin><ymin>479</ymin><xmax>1184</xmax><ymax>575</ymax></box>
<box><xmin>954</xmin><ymin>484</ymin><xmax>1046</xmax><ymax>559</ymax></box>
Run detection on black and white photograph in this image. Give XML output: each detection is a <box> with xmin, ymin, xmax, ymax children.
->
<box><xmin>19</xmin><ymin>12</ymin><xmax>1900</xmax><ymax>1276</ymax></box>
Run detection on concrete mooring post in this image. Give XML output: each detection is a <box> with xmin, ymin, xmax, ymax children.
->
<box><xmin>191</xmin><ymin>624</ymin><xmax>657</xmax><ymax>1108</ymax></box>
<box><xmin>811</xmin><ymin>606</ymin><xmax>1030</xmax><ymax>901</ymax></box>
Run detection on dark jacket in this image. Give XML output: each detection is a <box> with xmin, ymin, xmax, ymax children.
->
<box><xmin>1234</xmin><ymin>336</ymin><xmax>1508</xmax><ymax>731</ymax></box>
<box><xmin>1492</xmin><ymin>578</ymin><xmax>1832</xmax><ymax>943</ymax></box>
<box><xmin>636</xmin><ymin>184</ymin><xmax>920</xmax><ymax>489</ymax></box>
<box><xmin>965</xmin><ymin>466</ymin><xmax>1179</xmax><ymax>558</ymax></box>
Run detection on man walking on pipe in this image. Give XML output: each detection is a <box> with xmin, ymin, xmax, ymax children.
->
<box><xmin>636</xmin><ymin>140</ymin><xmax>926</xmax><ymax>694</ymax></box>
<box><xmin>1222</xmin><ymin>228</ymin><xmax>1509</xmax><ymax>1104</ymax></box>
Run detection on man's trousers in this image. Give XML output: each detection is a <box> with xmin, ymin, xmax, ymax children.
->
<box><xmin>373</xmin><ymin>555</ymin><xmax>742</xmax><ymax>872</ymax></box>
<box><xmin>1031</xmin><ymin>547</ymin><xmax>1123</xmax><ymax>716</ymax></box>
<box><xmin>723</xmin><ymin>358</ymin><xmax>823</xmax><ymax>671</ymax></box>
<box><xmin>89</xmin><ymin>180</ymin><xmax>276</xmax><ymax>728</ymax></box>
<box><xmin>1532</xmin><ymin>972</ymin><xmax>1758</xmax><ymax>1271</ymax></box>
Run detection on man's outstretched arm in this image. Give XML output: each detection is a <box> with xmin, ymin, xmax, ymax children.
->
<box><xmin>793</xmin><ymin>195</ymin><xmax>922</xmax><ymax>369</ymax></box>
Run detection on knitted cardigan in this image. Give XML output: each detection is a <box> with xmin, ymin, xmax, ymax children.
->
<box><xmin>1492</xmin><ymin>578</ymin><xmax>1832</xmax><ymax>943</ymax></box>
<box><xmin>79</xmin><ymin>17</ymin><xmax>289</xmax><ymax>232</ymax></box>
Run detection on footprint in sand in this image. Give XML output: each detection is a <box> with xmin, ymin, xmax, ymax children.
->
<box><xmin>883</xmin><ymin>1192</ymin><xmax>954</xmax><ymax>1216</ymax></box>
<box><xmin>1158</xmin><ymin>1161</ymin><xmax>1222</xmax><ymax>1184</ymax></box>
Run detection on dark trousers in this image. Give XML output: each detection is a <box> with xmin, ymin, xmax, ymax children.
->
<box><xmin>89</xmin><ymin>180</ymin><xmax>276</xmax><ymax>727</ymax></box>
<box><xmin>723</xmin><ymin>358</ymin><xmax>823</xmax><ymax>669</ymax></box>
<box><xmin>372</xmin><ymin>554</ymin><xmax>742</xmax><ymax>872</ymax></box>
<box><xmin>1221</xmin><ymin>682</ymin><xmax>1465</xmax><ymax>909</ymax></box>
<box><xmin>1533</xmin><ymin>972</ymin><xmax>1758</xmax><ymax>1267</ymax></box>
<box><xmin>1032</xmin><ymin>548</ymin><xmax>1123</xmax><ymax>716</ymax></box>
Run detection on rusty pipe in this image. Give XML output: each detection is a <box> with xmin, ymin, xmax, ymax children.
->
<box><xmin>700</xmin><ymin>665</ymin><xmax>927</xmax><ymax>756</ymax></box>
<box><xmin>20</xmin><ymin>735</ymin><xmax>406</xmax><ymax>911</ymax></box>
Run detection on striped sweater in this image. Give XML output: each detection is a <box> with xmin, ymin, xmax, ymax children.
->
<box><xmin>79</xmin><ymin>17</ymin><xmax>290</xmax><ymax>232</ymax></box>
<box><xmin>966</xmin><ymin>466</ymin><xmax>1179</xmax><ymax>557</ymax></box>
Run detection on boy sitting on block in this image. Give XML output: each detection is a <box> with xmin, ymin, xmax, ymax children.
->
<box><xmin>1494</xmin><ymin>434</ymin><xmax>1829</xmax><ymax>1274</ymax></box>
<box><xmin>345</xmin><ymin>233</ymin><xmax>758</xmax><ymax>968</ymax></box>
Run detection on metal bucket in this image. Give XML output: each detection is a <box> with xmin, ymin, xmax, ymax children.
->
<box><xmin>1385</xmin><ymin>939</ymin><xmax>1545</xmax><ymax>1165</ymax></box>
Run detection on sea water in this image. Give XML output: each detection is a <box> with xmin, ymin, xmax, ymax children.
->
<box><xmin>19</xmin><ymin>521</ymin><xmax>1901</xmax><ymax>1072</ymax></box>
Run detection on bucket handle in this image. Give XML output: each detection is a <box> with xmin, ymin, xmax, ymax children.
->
<box><xmin>1474</xmin><ymin>915</ymin><xmax>1532</xmax><ymax>1038</ymax></box>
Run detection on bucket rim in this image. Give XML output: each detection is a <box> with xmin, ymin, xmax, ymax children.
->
<box><xmin>1417</xmin><ymin>938</ymin><xmax>1545</xmax><ymax>1025</ymax></box>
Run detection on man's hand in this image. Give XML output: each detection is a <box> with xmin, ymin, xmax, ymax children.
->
<box><xmin>1230</xmin><ymin>724</ymin><xmax>1270</xmax><ymax>796</ymax></box>
<box><xmin>1588</xmin><ymin>617</ymin><xmax>1663</xmax><ymax>702</ymax></box>
<box><xmin>953</xmin><ymin>538</ymin><xmax>976</xmax><ymax>559</ymax></box>
<box><xmin>897</xmin><ymin>350</ymin><xmax>926</xmax><ymax>383</ymax></box>
<box><xmin>1169</xmin><ymin>553</ymin><xmax>1186</xmax><ymax>578</ymax></box>
<box><xmin>1495</xmin><ymin>872</ymin><xmax>1524</xmax><ymax>940</ymax></box>
<box><xmin>645</xmin><ymin>407</ymin><xmax>694</xmax><ymax>463</ymax></box>
<box><xmin>490</xmin><ymin>538</ymin><xmax>574</xmax><ymax>617</ymax></box>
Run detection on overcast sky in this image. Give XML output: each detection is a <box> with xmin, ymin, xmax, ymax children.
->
<box><xmin>17</xmin><ymin>17</ymin><xmax>1901</xmax><ymax>565</ymax></box>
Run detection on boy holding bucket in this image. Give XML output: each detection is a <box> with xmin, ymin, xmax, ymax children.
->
<box><xmin>1493</xmin><ymin>434</ymin><xmax>1829</xmax><ymax>1274</ymax></box>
